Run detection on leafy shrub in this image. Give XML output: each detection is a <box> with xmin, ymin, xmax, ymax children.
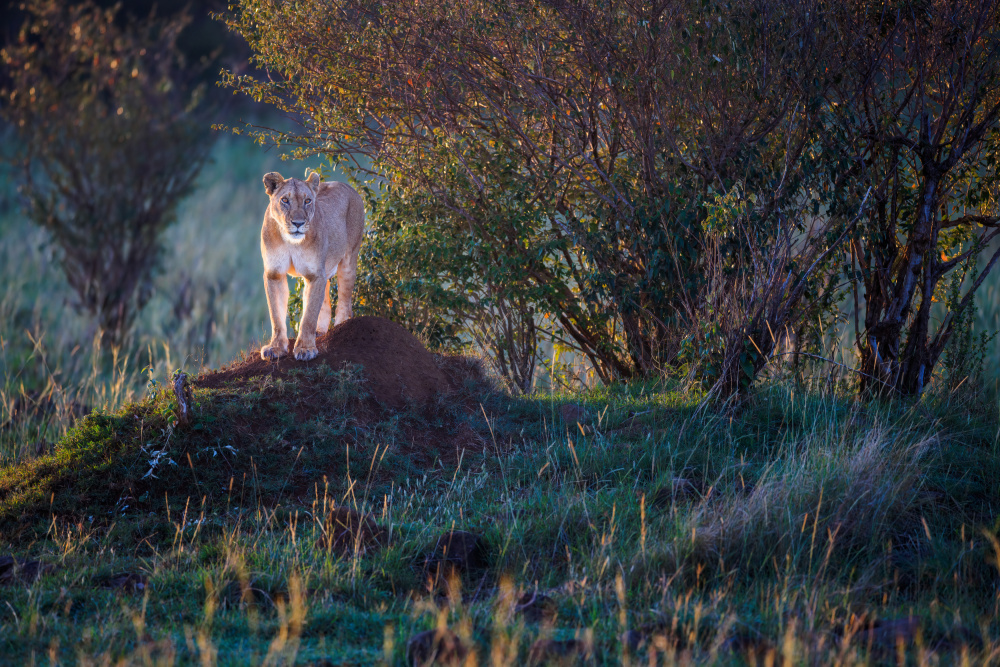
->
<box><xmin>1</xmin><ymin>0</ymin><xmax>215</xmax><ymax>348</ymax></box>
<box><xmin>221</xmin><ymin>0</ymin><xmax>1000</xmax><ymax>398</ymax></box>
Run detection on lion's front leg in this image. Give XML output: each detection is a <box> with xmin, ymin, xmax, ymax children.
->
<box><xmin>316</xmin><ymin>278</ymin><xmax>332</xmax><ymax>335</ymax></box>
<box><xmin>292</xmin><ymin>277</ymin><xmax>325</xmax><ymax>361</ymax></box>
<box><xmin>334</xmin><ymin>252</ymin><xmax>358</xmax><ymax>326</ymax></box>
<box><xmin>261</xmin><ymin>271</ymin><xmax>290</xmax><ymax>360</ymax></box>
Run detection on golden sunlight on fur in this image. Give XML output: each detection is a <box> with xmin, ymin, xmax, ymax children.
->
<box><xmin>259</xmin><ymin>170</ymin><xmax>365</xmax><ymax>361</ymax></box>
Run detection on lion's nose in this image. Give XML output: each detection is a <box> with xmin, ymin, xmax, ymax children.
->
<box><xmin>292</xmin><ymin>220</ymin><xmax>305</xmax><ymax>229</ymax></box>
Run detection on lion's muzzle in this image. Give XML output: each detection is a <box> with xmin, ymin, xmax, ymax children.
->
<box><xmin>288</xmin><ymin>219</ymin><xmax>308</xmax><ymax>240</ymax></box>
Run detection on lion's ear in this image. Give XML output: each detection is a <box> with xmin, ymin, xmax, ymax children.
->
<box><xmin>263</xmin><ymin>172</ymin><xmax>284</xmax><ymax>196</ymax></box>
<box><xmin>305</xmin><ymin>171</ymin><xmax>321</xmax><ymax>190</ymax></box>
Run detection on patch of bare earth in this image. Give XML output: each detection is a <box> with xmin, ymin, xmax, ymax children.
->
<box><xmin>197</xmin><ymin>316</ymin><xmax>453</xmax><ymax>409</ymax></box>
<box><xmin>196</xmin><ymin>316</ymin><xmax>494</xmax><ymax>494</ymax></box>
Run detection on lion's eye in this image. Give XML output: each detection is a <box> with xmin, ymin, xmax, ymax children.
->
<box><xmin>304</xmin><ymin>198</ymin><xmax>311</xmax><ymax>204</ymax></box>
<box><xmin>281</xmin><ymin>197</ymin><xmax>289</xmax><ymax>203</ymax></box>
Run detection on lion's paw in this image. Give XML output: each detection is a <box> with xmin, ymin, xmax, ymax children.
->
<box><xmin>293</xmin><ymin>345</ymin><xmax>319</xmax><ymax>361</ymax></box>
<box><xmin>260</xmin><ymin>342</ymin><xmax>289</xmax><ymax>360</ymax></box>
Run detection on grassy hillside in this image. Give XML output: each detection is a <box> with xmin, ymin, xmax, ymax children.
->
<box><xmin>0</xmin><ymin>340</ymin><xmax>997</xmax><ymax>663</ymax></box>
<box><xmin>1</xmin><ymin>131</ymin><xmax>1000</xmax><ymax>664</ymax></box>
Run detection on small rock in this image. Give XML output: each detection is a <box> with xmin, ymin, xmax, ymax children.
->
<box><xmin>854</xmin><ymin>616</ymin><xmax>920</xmax><ymax>648</ymax></box>
<box><xmin>100</xmin><ymin>572</ymin><xmax>148</xmax><ymax>592</ymax></box>
<box><xmin>0</xmin><ymin>556</ymin><xmax>53</xmax><ymax>584</ymax></box>
<box><xmin>406</xmin><ymin>628</ymin><xmax>469</xmax><ymax>666</ymax></box>
<box><xmin>220</xmin><ymin>578</ymin><xmax>279</xmax><ymax>610</ymax></box>
<box><xmin>528</xmin><ymin>637</ymin><xmax>592</xmax><ymax>665</ymax></box>
<box><xmin>425</xmin><ymin>530</ymin><xmax>485</xmax><ymax>574</ymax></box>
<box><xmin>515</xmin><ymin>591</ymin><xmax>557</xmax><ymax>624</ymax></box>
<box><xmin>649</xmin><ymin>477</ymin><xmax>706</xmax><ymax>508</ymax></box>
<box><xmin>318</xmin><ymin>506</ymin><xmax>386</xmax><ymax>555</ymax></box>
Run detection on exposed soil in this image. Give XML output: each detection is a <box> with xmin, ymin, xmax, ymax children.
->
<box><xmin>193</xmin><ymin>316</ymin><xmax>494</xmax><ymax>494</ymax></box>
<box><xmin>197</xmin><ymin>316</ymin><xmax>452</xmax><ymax>409</ymax></box>
<box><xmin>0</xmin><ymin>556</ymin><xmax>53</xmax><ymax>584</ymax></box>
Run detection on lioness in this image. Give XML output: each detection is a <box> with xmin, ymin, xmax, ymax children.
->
<box><xmin>259</xmin><ymin>171</ymin><xmax>365</xmax><ymax>361</ymax></box>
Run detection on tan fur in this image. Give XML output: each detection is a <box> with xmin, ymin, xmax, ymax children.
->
<box><xmin>259</xmin><ymin>171</ymin><xmax>365</xmax><ymax>361</ymax></box>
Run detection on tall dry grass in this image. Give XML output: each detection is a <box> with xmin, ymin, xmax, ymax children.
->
<box><xmin>681</xmin><ymin>423</ymin><xmax>931</xmax><ymax>579</ymax></box>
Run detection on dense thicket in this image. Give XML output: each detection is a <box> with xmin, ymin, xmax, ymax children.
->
<box><xmin>222</xmin><ymin>0</ymin><xmax>1000</xmax><ymax>397</ymax></box>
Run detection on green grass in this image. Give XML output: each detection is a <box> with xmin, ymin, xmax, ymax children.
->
<box><xmin>2</xmin><ymin>130</ymin><xmax>1000</xmax><ymax>664</ymax></box>
<box><xmin>0</xmin><ymin>367</ymin><xmax>998</xmax><ymax>664</ymax></box>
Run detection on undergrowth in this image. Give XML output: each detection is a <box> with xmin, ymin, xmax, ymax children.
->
<box><xmin>0</xmin><ymin>367</ymin><xmax>998</xmax><ymax>665</ymax></box>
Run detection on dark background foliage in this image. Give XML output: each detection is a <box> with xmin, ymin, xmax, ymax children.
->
<box><xmin>221</xmin><ymin>0</ymin><xmax>1000</xmax><ymax>398</ymax></box>
<box><xmin>1</xmin><ymin>0</ymin><xmax>998</xmax><ymax>400</ymax></box>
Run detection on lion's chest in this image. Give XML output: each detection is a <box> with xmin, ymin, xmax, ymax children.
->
<box><xmin>285</xmin><ymin>245</ymin><xmax>332</xmax><ymax>281</ymax></box>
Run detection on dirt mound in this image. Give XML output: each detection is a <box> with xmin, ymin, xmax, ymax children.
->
<box><xmin>197</xmin><ymin>316</ymin><xmax>451</xmax><ymax>409</ymax></box>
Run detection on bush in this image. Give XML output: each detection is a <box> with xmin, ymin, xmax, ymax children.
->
<box><xmin>222</xmin><ymin>0</ymin><xmax>845</xmax><ymax>390</ymax></box>
<box><xmin>221</xmin><ymin>0</ymin><xmax>1000</xmax><ymax>398</ymax></box>
<box><xmin>1</xmin><ymin>0</ymin><xmax>216</xmax><ymax>348</ymax></box>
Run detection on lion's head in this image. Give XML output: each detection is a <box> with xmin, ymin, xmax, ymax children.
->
<box><xmin>263</xmin><ymin>171</ymin><xmax>321</xmax><ymax>243</ymax></box>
